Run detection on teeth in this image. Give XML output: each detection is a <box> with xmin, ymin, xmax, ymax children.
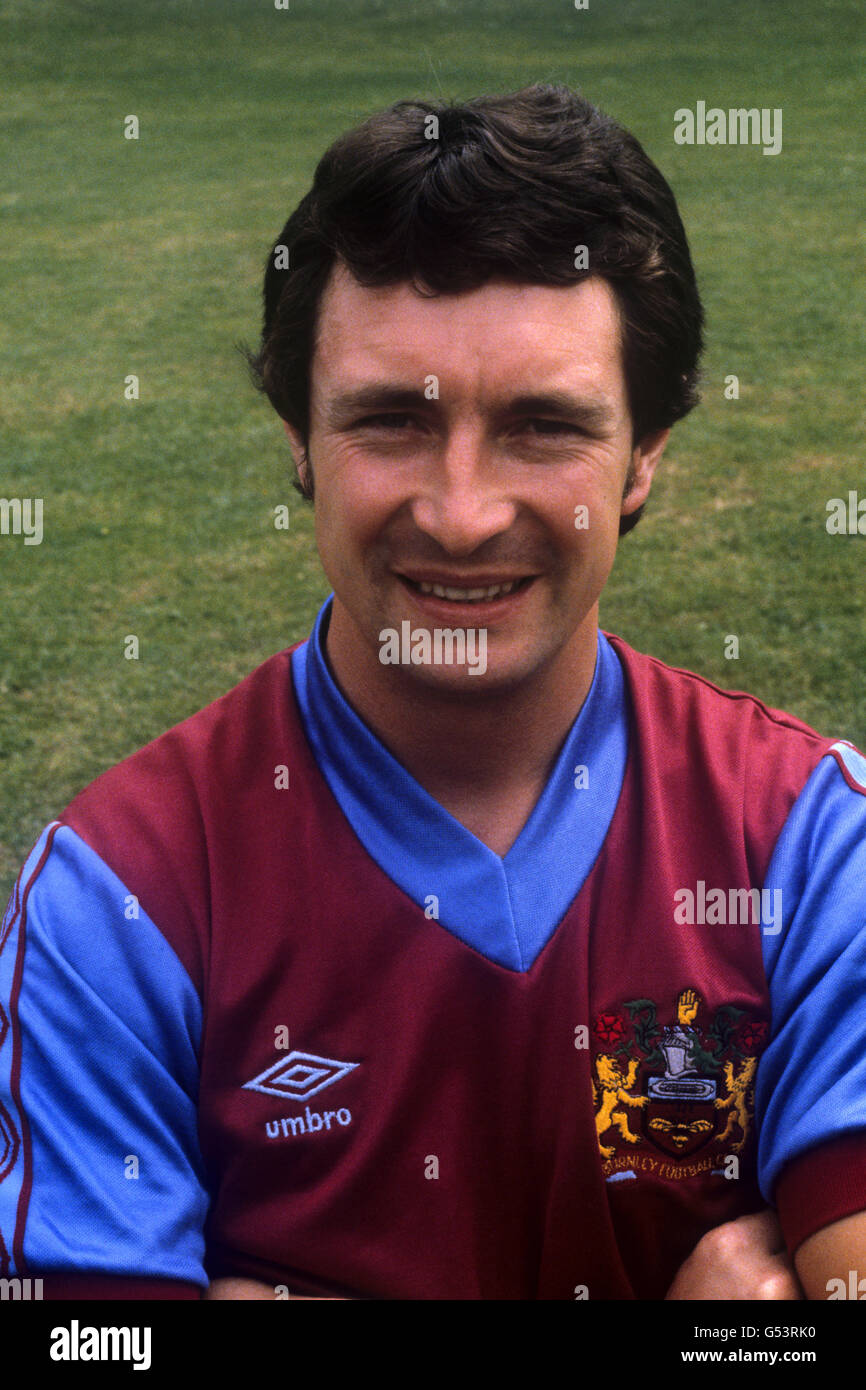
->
<box><xmin>417</xmin><ymin>580</ymin><xmax>519</xmax><ymax>601</ymax></box>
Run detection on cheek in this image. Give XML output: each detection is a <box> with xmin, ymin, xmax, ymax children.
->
<box><xmin>553</xmin><ymin>451</ymin><xmax>629</xmax><ymax>538</ymax></box>
<box><xmin>312</xmin><ymin>470</ymin><xmax>392</xmax><ymax>580</ymax></box>
<box><xmin>554</xmin><ymin>488</ymin><xmax>620</xmax><ymax>560</ymax></box>
<box><xmin>543</xmin><ymin>502</ymin><xmax>622</xmax><ymax>611</ymax></box>
<box><xmin>318</xmin><ymin>444</ymin><xmax>400</xmax><ymax>528</ymax></box>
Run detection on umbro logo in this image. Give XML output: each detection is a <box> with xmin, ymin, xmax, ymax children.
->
<box><xmin>243</xmin><ymin>1050</ymin><xmax>360</xmax><ymax>1101</ymax></box>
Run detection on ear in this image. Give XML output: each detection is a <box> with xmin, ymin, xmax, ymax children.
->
<box><xmin>282</xmin><ymin>418</ymin><xmax>306</xmax><ymax>460</ymax></box>
<box><xmin>620</xmin><ymin>427</ymin><xmax>670</xmax><ymax>519</ymax></box>
<box><xmin>282</xmin><ymin>420</ymin><xmax>312</xmax><ymax>495</ymax></box>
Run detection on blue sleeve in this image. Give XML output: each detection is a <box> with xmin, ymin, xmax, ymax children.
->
<box><xmin>0</xmin><ymin>823</ymin><xmax>209</xmax><ymax>1285</ymax></box>
<box><xmin>756</xmin><ymin>742</ymin><xmax>866</xmax><ymax>1200</ymax></box>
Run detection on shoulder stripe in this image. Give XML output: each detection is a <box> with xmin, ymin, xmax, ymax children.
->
<box><xmin>829</xmin><ymin>741</ymin><xmax>866</xmax><ymax>797</ymax></box>
<box><xmin>602</xmin><ymin>632</ymin><xmax>832</xmax><ymax>741</ymax></box>
<box><xmin>0</xmin><ymin>824</ymin><xmax>60</xmax><ymax>958</ymax></box>
<box><xmin>1</xmin><ymin>824</ymin><xmax>61</xmax><ymax>1275</ymax></box>
<box><xmin>1</xmin><ymin>825</ymin><xmax>62</xmax><ymax>980</ymax></box>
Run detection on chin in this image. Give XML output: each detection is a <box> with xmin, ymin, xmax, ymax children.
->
<box><xmin>396</xmin><ymin>651</ymin><xmax>547</xmax><ymax>698</ymax></box>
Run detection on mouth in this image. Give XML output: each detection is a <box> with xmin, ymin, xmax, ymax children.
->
<box><xmin>397</xmin><ymin>574</ymin><xmax>536</xmax><ymax>605</ymax></box>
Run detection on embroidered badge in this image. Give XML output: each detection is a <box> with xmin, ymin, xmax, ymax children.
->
<box><xmin>244</xmin><ymin>1050</ymin><xmax>359</xmax><ymax>1101</ymax></box>
<box><xmin>592</xmin><ymin>988</ymin><xmax>768</xmax><ymax>1179</ymax></box>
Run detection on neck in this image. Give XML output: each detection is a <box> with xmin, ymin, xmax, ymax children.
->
<box><xmin>324</xmin><ymin>600</ymin><xmax>599</xmax><ymax>804</ymax></box>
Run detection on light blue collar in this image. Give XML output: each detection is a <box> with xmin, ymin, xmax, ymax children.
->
<box><xmin>291</xmin><ymin>598</ymin><xmax>628</xmax><ymax>971</ymax></box>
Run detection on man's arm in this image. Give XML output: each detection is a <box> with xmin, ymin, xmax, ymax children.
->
<box><xmin>668</xmin><ymin>1207</ymin><xmax>866</xmax><ymax>1300</ymax></box>
<box><xmin>205</xmin><ymin>1211</ymin><xmax>804</xmax><ymax>1300</ymax></box>
<box><xmin>0</xmin><ymin>824</ymin><xmax>209</xmax><ymax>1294</ymax></box>
<box><xmin>205</xmin><ymin>1279</ymin><xmax>345</xmax><ymax>1300</ymax></box>
<box><xmin>665</xmin><ymin>1210</ymin><xmax>803</xmax><ymax>1300</ymax></box>
<box><xmin>794</xmin><ymin>1210</ymin><xmax>866</xmax><ymax>1299</ymax></box>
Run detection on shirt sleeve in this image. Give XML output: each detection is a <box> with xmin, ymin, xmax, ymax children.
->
<box><xmin>0</xmin><ymin>822</ymin><xmax>209</xmax><ymax>1293</ymax></box>
<box><xmin>756</xmin><ymin>741</ymin><xmax>866</xmax><ymax>1251</ymax></box>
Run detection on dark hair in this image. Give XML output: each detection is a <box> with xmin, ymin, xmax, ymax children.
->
<box><xmin>248</xmin><ymin>82</ymin><xmax>703</xmax><ymax>535</ymax></box>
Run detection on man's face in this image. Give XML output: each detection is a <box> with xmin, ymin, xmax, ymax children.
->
<box><xmin>287</xmin><ymin>264</ymin><xmax>668</xmax><ymax>694</ymax></box>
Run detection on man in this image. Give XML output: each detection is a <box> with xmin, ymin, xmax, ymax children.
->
<box><xmin>2</xmin><ymin>84</ymin><xmax>865</xmax><ymax>1301</ymax></box>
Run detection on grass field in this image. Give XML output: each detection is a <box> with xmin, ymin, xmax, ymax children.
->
<box><xmin>1</xmin><ymin>0</ymin><xmax>864</xmax><ymax>899</ymax></box>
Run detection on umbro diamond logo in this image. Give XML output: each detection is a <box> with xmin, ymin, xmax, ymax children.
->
<box><xmin>243</xmin><ymin>1050</ymin><xmax>360</xmax><ymax>1101</ymax></box>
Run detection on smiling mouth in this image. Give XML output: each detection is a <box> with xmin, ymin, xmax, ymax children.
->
<box><xmin>399</xmin><ymin>576</ymin><xmax>535</xmax><ymax>603</ymax></box>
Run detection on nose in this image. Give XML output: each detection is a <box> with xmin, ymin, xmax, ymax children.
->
<box><xmin>410</xmin><ymin>428</ymin><xmax>517</xmax><ymax>555</ymax></box>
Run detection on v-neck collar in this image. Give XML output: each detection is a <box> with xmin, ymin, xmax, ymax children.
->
<box><xmin>291</xmin><ymin>597</ymin><xmax>628</xmax><ymax>971</ymax></box>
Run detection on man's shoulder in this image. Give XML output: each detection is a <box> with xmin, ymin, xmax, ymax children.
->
<box><xmin>45</xmin><ymin>643</ymin><xmax>310</xmax><ymax>962</ymax></box>
<box><xmin>604</xmin><ymin>630</ymin><xmax>833</xmax><ymax>748</ymax></box>
<box><xmin>62</xmin><ymin>643</ymin><xmax>303</xmax><ymax>821</ymax></box>
<box><xmin>601</xmin><ymin>631</ymin><xmax>860</xmax><ymax>837</ymax></box>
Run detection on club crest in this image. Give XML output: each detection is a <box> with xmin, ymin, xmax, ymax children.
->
<box><xmin>591</xmin><ymin>989</ymin><xmax>768</xmax><ymax>1179</ymax></box>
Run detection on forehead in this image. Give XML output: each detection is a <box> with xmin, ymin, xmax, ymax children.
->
<box><xmin>310</xmin><ymin>262</ymin><xmax>626</xmax><ymax>406</ymax></box>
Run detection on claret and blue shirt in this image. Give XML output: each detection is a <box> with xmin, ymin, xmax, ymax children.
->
<box><xmin>2</xmin><ymin>597</ymin><xmax>866</xmax><ymax>1298</ymax></box>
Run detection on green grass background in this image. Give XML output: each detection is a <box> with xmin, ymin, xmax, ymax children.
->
<box><xmin>1</xmin><ymin>0</ymin><xmax>864</xmax><ymax>898</ymax></box>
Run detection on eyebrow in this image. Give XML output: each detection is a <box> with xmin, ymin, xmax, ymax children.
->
<box><xmin>323</xmin><ymin>385</ymin><xmax>429</xmax><ymax>425</ymax></box>
<box><xmin>323</xmin><ymin>384</ymin><xmax>616</xmax><ymax>431</ymax></box>
<box><xmin>506</xmin><ymin>391</ymin><xmax>615</xmax><ymax>431</ymax></box>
